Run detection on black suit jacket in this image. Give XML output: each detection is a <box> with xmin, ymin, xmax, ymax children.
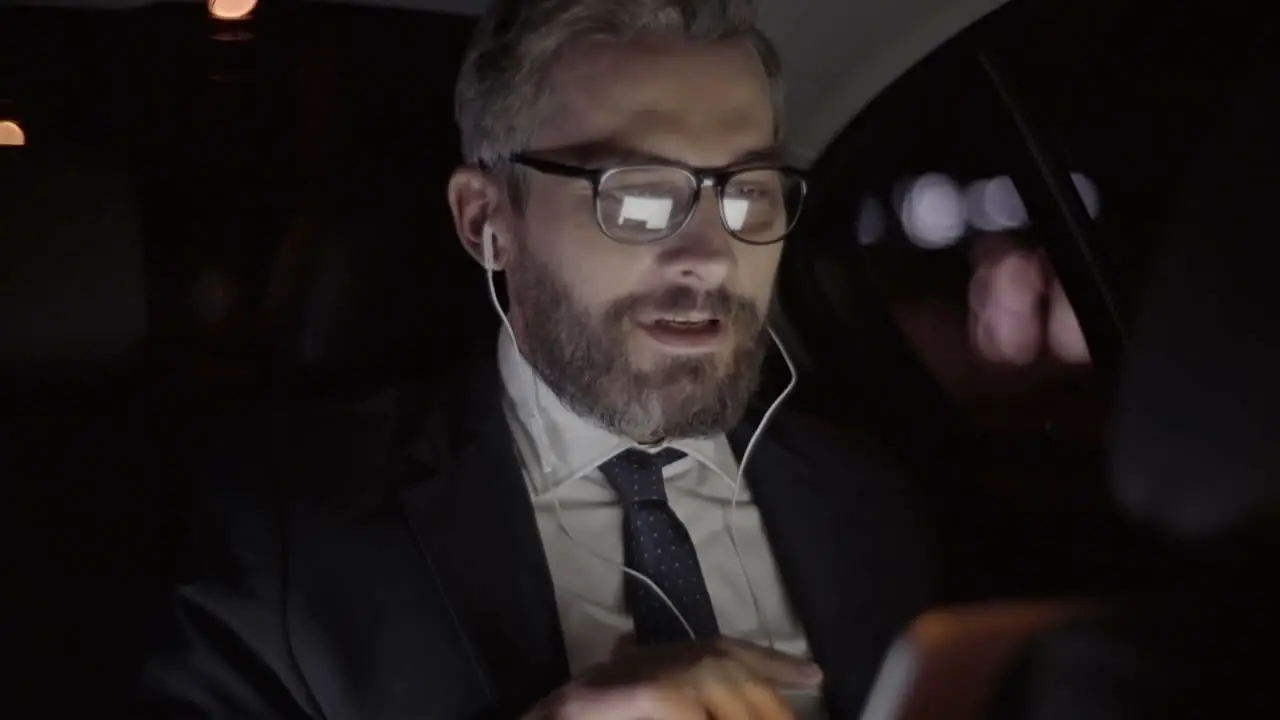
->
<box><xmin>129</xmin><ymin>352</ymin><xmax>933</xmax><ymax>719</ymax></box>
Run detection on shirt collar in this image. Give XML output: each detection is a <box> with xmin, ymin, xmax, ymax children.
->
<box><xmin>497</xmin><ymin>329</ymin><xmax>734</xmax><ymax>496</ymax></box>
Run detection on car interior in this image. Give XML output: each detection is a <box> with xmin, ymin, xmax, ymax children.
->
<box><xmin>2</xmin><ymin>0</ymin><xmax>1276</xmax><ymax>716</ymax></box>
<box><xmin>859</xmin><ymin>48</ymin><xmax>1280</xmax><ymax>720</ymax></box>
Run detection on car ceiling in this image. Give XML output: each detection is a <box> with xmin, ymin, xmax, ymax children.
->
<box><xmin>5</xmin><ymin>0</ymin><xmax>1011</xmax><ymax>165</ymax></box>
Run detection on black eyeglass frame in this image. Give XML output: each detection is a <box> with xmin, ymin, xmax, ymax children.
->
<box><xmin>508</xmin><ymin>154</ymin><xmax>808</xmax><ymax>246</ymax></box>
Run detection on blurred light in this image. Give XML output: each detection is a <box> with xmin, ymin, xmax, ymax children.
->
<box><xmin>1071</xmin><ymin>172</ymin><xmax>1101</xmax><ymax>219</ymax></box>
<box><xmin>902</xmin><ymin>173</ymin><xmax>966</xmax><ymax>249</ymax></box>
<box><xmin>969</xmin><ymin>249</ymin><xmax>1045</xmax><ymax>365</ymax></box>
<box><xmin>0</xmin><ymin>120</ymin><xmax>25</xmax><ymax>146</ymax></box>
<box><xmin>967</xmin><ymin>175</ymin><xmax>1028</xmax><ymax>232</ymax></box>
<box><xmin>964</xmin><ymin>180</ymin><xmax>996</xmax><ymax>230</ymax></box>
<box><xmin>1047</xmin><ymin>280</ymin><xmax>1091</xmax><ymax>363</ymax></box>
<box><xmin>209</xmin><ymin>0</ymin><xmax>256</xmax><ymax>20</ymax></box>
<box><xmin>857</xmin><ymin>197</ymin><xmax>886</xmax><ymax>245</ymax></box>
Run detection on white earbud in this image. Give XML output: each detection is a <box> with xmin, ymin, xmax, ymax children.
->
<box><xmin>481</xmin><ymin>222</ymin><xmax>499</xmax><ymax>271</ymax></box>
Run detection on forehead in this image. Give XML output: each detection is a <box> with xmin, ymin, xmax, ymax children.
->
<box><xmin>534</xmin><ymin>34</ymin><xmax>776</xmax><ymax>167</ymax></box>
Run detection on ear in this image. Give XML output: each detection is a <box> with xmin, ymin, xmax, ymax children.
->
<box><xmin>448</xmin><ymin>166</ymin><xmax>512</xmax><ymax>271</ymax></box>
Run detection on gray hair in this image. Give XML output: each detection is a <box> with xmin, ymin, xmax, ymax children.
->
<box><xmin>455</xmin><ymin>0</ymin><xmax>785</xmax><ymax>178</ymax></box>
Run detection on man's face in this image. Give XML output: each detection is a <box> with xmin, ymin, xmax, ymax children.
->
<box><xmin>505</xmin><ymin>35</ymin><xmax>784</xmax><ymax>441</ymax></box>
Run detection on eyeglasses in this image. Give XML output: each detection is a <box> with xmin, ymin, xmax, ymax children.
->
<box><xmin>510</xmin><ymin>154</ymin><xmax>807</xmax><ymax>246</ymax></box>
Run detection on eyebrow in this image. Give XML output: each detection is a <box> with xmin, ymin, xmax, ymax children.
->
<box><xmin>558</xmin><ymin>143</ymin><xmax>787</xmax><ymax>170</ymax></box>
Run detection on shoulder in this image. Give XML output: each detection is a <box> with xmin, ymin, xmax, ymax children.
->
<box><xmin>768</xmin><ymin>398</ymin><xmax>912</xmax><ymax>479</ymax></box>
<box><xmin>200</xmin><ymin>345</ymin><xmax>503</xmax><ymax>514</ymax></box>
<box><xmin>766</xmin><ymin>400</ymin><xmax>936</xmax><ymax>548</ymax></box>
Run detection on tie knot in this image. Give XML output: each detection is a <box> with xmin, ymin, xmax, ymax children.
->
<box><xmin>599</xmin><ymin>447</ymin><xmax>686</xmax><ymax>504</ymax></box>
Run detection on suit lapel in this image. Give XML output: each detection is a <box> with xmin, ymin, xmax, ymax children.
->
<box><xmin>729</xmin><ymin>410</ymin><xmax>933</xmax><ymax>718</ymax></box>
<box><xmin>397</xmin><ymin>353</ymin><xmax>569</xmax><ymax>716</ymax></box>
<box><xmin>391</xmin><ymin>347</ymin><xmax>929</xmax><ymax>717</ymax></box>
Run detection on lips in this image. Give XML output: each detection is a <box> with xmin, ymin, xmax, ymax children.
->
<box><xmin>636</xmin><ymin>315</ymin><xmax>726</xmax><ymax>351</ymax></box>
<box><xmin>651</xmin><ymin>317</ymin><xmax>719</xmax><ymax>331</ymax></box>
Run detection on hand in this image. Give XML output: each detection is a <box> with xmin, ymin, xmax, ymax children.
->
<box><xmin>524</xmin><ymin>637</ymin><xmax>823</xmax><ymax>720</ymax></box>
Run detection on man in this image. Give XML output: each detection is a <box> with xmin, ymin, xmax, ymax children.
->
<box><xmin>129</xmin><ymin>1</ymin><xmax>932</xmax><ymax>718</ymax></box>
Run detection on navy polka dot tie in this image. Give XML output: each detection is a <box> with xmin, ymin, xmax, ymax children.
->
<box><xmin>598</xmin><ymin>447</ymin><xmax>720</xmax><ymax>645</ymax></box>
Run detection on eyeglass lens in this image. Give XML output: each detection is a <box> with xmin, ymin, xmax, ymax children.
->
<box><xmin>596</xmin><ymin>166</ymin><xmax>803</xmax><ymax>244</ymax></box>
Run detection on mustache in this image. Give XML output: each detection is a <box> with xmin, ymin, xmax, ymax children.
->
<box><xmin>607</xmin><ymin>285</ymin><xmax>756</xmax><ymax>322</ymax></box>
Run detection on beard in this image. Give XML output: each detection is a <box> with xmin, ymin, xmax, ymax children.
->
<box><xmin>506</xmin><ymin>247</ymin><xmax>770</xmax><ymax>442</ymax></box>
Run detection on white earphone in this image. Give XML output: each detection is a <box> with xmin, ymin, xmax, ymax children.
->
<box><xmin>481</xmin><ymin>222</ymin><xmax>499</xmax><ymax>271</ymax></box>
<box><xmin>478</xmin><ymin>217</ymin><xmax>798</xmax><ymax>650</ymax></box>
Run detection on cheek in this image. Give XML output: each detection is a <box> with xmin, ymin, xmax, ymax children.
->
<box><xmin>523</xmin><ymin>192</ymin><xmax>647</xmax><ymax>312</ymax></box>
<box><xmin>735</xmin><ymin>244</ymin><xmax>783</xmax><ymax>308</ymax></box>
<box><xmin>568</xmin><ymin>245</ymin><xmax>651</xmax><ymax>317</ymax></box>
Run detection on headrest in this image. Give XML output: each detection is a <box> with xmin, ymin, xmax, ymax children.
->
<box><xmin>270</xmin><ymin>201</ymin><xmax>494</xmax><ymax>383</ymax></box>
<box><xmin>0</xmin><ymin>146</ymin><xmax>146</xmax><ymax>381</ymax></box>
<box><xmin>1110</xmin><ymin>57</ymin><xmax>1280</xmax><ymax>539</ymax></box>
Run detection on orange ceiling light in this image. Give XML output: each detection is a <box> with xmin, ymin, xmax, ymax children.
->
<box><xmin>209</xmin><ymin>0</ymin><xmax>257</xmax><ymax>21</ymax></box>
<box><xmin>0</xmin><ymin>120</ymin><xmax>25</xmax><ymax>146</ymax></box>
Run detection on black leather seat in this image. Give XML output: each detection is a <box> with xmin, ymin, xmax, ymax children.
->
<box><xmin>0</xmin><ymin>146</ymin><xmax>146</xmax><ymax>380</ymax></box>
<box><xmin>266</xmin><ymin>187</ymin><xmax>496</xmax><ymax>394</ymax></box>
<box><xmin>0</xmin><ymin>145</ymin><xmax>178</xmax><ymax>715</ymax></box>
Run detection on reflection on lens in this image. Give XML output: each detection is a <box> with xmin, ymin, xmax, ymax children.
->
<box><xmin>595</xmin><ymin>166</ymin><xmax>803</xmax><ymax>245</ymax></box>
<box><xmin>616</xmin><ymin>195</ymin><xmax>675</xmax><ymax>231</ymax></box>
<box><xmin>723</xmin><ymin>168</ymin><xmax>804</xmax><ymax>244</ymax></box>
<box><xmin>598</xmin><ymin>167</ymin><xmax>695</xmax><ymax>243</ymax></box>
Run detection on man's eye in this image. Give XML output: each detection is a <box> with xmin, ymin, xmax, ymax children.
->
<box><xmin>726</xmin><ymin>183</ymin><xmax>774</xmax><ymax>199</ymax></box>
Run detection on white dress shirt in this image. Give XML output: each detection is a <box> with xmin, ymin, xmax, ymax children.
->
<box><xmin>497</xmin><ymin>330</ymin><xmax>826</xmax><ymax>717</ymax></box>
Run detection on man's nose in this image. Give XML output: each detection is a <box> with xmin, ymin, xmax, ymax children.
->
<box><xmin>659</xmin><ymin>189</ymin><xmax>734</xmax><ymax>288</ymax></box>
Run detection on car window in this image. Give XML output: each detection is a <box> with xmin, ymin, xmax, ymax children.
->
<box><xmin>809</xmin><ymin>38</ymin><xmax>1100</xmax><ymax>446</ymax></box>
<box><xmin>799</xmin><ymin>0</ymin><xmax>1270</xmax><ymax>451</ymax></box>
<box><xmin>990</xmin><ymin>0</ymin><xmax>1276</xmax><ymax>297</ymax></box>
